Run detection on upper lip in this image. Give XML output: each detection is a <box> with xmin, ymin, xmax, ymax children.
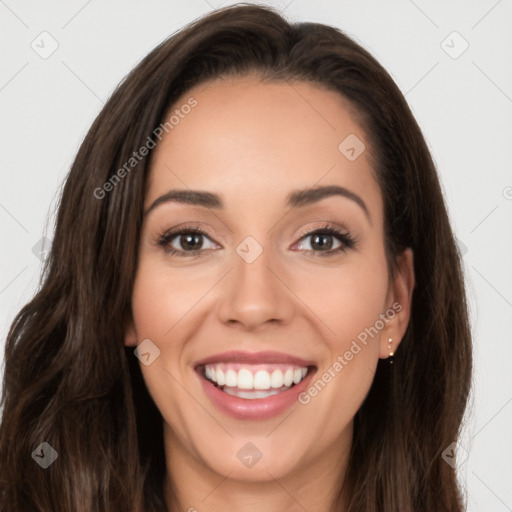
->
<box><xmin>194</xmin><ymin>350</ymin><xmax>316</xmax><ymax>367</ymax></box>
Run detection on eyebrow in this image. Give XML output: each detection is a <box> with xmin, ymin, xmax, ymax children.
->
<box><xmin>144</xmin><ymin>185</ymin><xmax>371</xmax><ymax>222</ymax></box>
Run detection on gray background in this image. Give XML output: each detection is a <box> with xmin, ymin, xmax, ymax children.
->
<box><xmin>1</xmin><ymin>0</ymin><xmax>511</xmax><ymax>510</ymax></box>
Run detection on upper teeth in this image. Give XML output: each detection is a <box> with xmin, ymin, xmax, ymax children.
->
<box><xmin>204</xmin><ymin>364</ymin><xmax>308</xmax><ymax>390</ymax></box>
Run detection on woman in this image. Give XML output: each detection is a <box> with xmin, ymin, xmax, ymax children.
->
<box><xmin>0</xmin><ymin>4</ymin><xmax>472</xmax><ymax>511</ymax></box>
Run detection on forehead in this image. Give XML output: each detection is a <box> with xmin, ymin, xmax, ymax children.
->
<box><xmin>146</xmin><ymin>75</ymin><xmax>381</xmax><ymax>219</ymax></box>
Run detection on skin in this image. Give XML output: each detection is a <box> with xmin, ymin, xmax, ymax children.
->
<box><xmin>125</xmin><ymin>75</ymin><xmax>415</xmax><ymax>512</ymax></box>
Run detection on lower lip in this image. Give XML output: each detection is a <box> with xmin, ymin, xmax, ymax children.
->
<box><xmin>197</xmin><ymin>368</ymin><xmax>316</xmax><ymax>420</ymax></box>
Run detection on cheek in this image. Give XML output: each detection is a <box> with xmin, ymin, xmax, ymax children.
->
<box><xmin>130</xmin><ymin>257</ymin><xmax>212</xmax><ymax>341</ymax></box>
<box><xmin>341</xmin><ymin>263</ymin><xmax>389</xmax><ymax>339</ymax></box>
<box><xmin>129</xmin><ymin>261</ymin><xmax>201</xmax><ymax>440</ymax></box>
<box><xmin>129</xmin><ymin>256</ymin><xmax>218</xmax><ymax>374</ymax></box>
<box><xmin>290</xmin><ymin>248</ymin><xmax>389</xmax><ymax>417</ymax></box>
<box><xmin>291</xmin><ymin>252</ymin><xmax>390</xmax><ymax>348</ymax></box>
<box><xmin>294</xmin><ymin>275</ymin><xmax>388</xmax><ymax>451</ymax></box>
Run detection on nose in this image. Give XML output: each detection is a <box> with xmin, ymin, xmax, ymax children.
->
<box><xmin>216</xmin><ymin>242</ymin><xmax>295</xmax><ymax>331</ymax></box>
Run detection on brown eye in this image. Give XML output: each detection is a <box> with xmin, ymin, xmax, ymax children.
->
<box><xmin>158</xmin><ymin>227</ymin><xmax>219</xmax><ymax>256</ymax></box>
<box><xmin>177</xmin><ymin>233</ymin><xmax>204</xmax><ymax>251</ymax></box>
<box><xmin>292</xmin><ymin>225</ymin><xmax>356</xmax><ymax>256</ymax></box>
<box><xmin>309</xmin><ymin>233</ymin><xmax>335</xmax><ymax>251</ymax></box>
<box><xmin>296</xmin><ymin>232</ymin><xmax>340</xmax><ymax>252</ymax></box>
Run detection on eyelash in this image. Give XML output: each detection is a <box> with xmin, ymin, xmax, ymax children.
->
<box><xmin>156</xmin><ymin>222</ymin><xmax>357</xmax><ymax>258</ymax></box>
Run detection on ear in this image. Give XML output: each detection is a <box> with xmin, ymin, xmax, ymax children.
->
<box><xmin>124</xmin><ymin>311</ymin><xmax>138</xmax><ymax>347</ymax></box>
<box><xmin>379</xmin><ymin>248</ymin><xmax>415</xmax><ymax>358</ymax></box>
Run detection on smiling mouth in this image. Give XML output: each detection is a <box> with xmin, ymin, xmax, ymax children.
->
<box><xmin>197</xmin><ymin>363</ymin><xmax>315</xmax><ymax>399</ymax></box>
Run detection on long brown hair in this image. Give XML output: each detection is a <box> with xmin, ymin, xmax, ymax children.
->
<box><xmin>0</xmin><ymin>4</ymin><xmax>472</xmax><ymax>511</ymax></box>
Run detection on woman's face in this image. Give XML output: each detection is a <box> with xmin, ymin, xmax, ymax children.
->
<box><xmin>125</xmin><ymin>75</ymin><xmax>414</xmax><ymax>484</ymax></box>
